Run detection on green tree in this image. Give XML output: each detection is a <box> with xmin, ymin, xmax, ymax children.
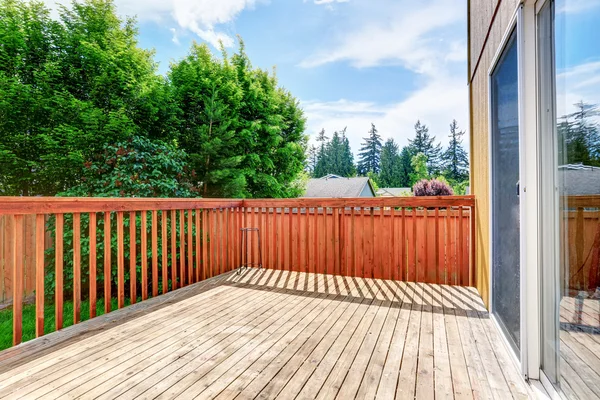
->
<box><xmin>313</xmin><ymin>128</ymin><xmax>355</xmax><ymax>178</ymax></box>
<box><xmin>229</xmin><ymin>40</ymin><xmax>308</xmax><ymax>198</ymax></box>
<box><xmin>379</xmin><ymin>139</ymin><xmax>401</xmax><ymax>187</ymax></box>
<box><xmin>442</xmin><ymin>120</ymin><xmax>469</xmax><ymax>182</ymax></box>
<box><xmin>0</xmin><ymin>0</ymin><xmax>169</xmax><ymax>196</ymax></box>
<box><xmin>357</xmin><ymin>123</ymin><xmax>383</xmax><ymax>175</ymax></box>
<box><xmin>558</xmin><ymin>101</ymin><xmax>600</xmax><ymax>165</ymax></box>
<box><xmin>410</xmin><ymin>152</ymin><xmax>430</xmax><ymax>185</ymax></box>
<box><xmin>397</xmin><ymin>147</ymin><xmax>414</xmax><ymax>187</ymax></box>
<box><xmin>408</xmin><ymin>120</ymin><xmax>442</xmax><ymax>175</ymax></box>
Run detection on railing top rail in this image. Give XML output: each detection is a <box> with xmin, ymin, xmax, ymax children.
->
<box><xmin>0</xmin><ymin>197</ymin><xmax>244</xmax><ymax>215</ymax></box>
<box><xmin>0</xmin><ymin>195</ymin><xmax>475</xmax><ymax>215</ymax></box>
<box><xmin>243</xmin><ymin>195</ymin><xmax>475</xmax><ymax>208</ymax></box>
<box><xmin>562</xmin><ymin>195</ymin><xmax>600</xmax><ymax>208</ymax></box>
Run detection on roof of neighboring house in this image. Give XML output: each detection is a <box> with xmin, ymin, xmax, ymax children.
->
<box><xmin>303</xmin><ymin>176</ymin><xmax>375</xmax><ymax>198</ymax></box>
<box><xmin>558</xmin><ymin>163</ymin><xmax>600</xmax><ymax>195</ymax></box>
<box><xmin>376</xmin><ymin>188</ymin><xmax>411</xmax><ymax>197</ymax></box>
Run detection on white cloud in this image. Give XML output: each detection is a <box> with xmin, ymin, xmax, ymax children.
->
<box><xmin>300</xmin><ymin>0</ymin><xmax>465</xmax><ymax>75</ymax></box>
<box><xmin>43</xmin><ymin>0</ymin><xmax>261</xmax><ymax>48</ymax></box>
<box><xmin>301</xmin><ymin>0</ymin><xmax>468</xmax><ymax>155</ymax></box>
<box><xmin>302</xmin><ymin>73</ymin><xmax>469</xmax><ymax>155</ymax></box>
<box><xmin>313</xmin><ymin>0</ymin><xmax>349</xmax><ymax>4</ymax></box>
<box><xmin>557</xmin><ymin>61</ymin><xmax>600</xmax><ymax>120</ymax></box>
<box><xmin>558</xmin><ymin>0</ymin><xmax>600</xmax><ymax>14</ymax></box>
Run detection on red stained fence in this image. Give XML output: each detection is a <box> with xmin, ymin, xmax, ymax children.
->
<box><xmin>0</xmin><ymin>195</ymin><xmax>475</xmax><ymax>347</ymax></box>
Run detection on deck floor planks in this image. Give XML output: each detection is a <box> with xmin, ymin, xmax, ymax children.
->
<box><xmin>32</xmin><ymin>281</ymin><xmax>291</xmax><ymax>399</ymax></box>
<box><xmin>395</xmin><ymin>281</ymin><xmax>424</xmax><ymax>400</ymax></box>
<box><xmin>169</xmin><ymin>275</ymin><xmax>345</xmax><ymax>399</ymax></box>
<box><xmin>124</xmin><ymin>273</ymin><xmax>330</xmax><ymax>399</ymax></box>
<box><xmin>79</xmin><ymin>273</ymin><xmax>312</xmax><ymax>399</ymax></box>
<box><xmin>440</xmin><ymin>285</ymin><xmax>472</xmax><ymax>400</ymax></box>
<box><xmin>430</xmin><ymin>284</ymin><xmax>454</xmax><ymax>400</ymax></box>
<box><xmin>0</xmin><ymin>269</ymin><xmax>531</xmax><ymax>400</ymax></box>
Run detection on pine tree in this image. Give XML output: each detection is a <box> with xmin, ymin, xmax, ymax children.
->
<box><xmin>379</xmin><ymin>138</ymin><xmax>401</xmax><ymax>187</ymax></box>
<box><xmin>408</xmin><ymin>120</ymin><xmax>442</xmax><ymax>175</ymax></box>
<box><xmin>397</xmin><ymin>147</ymin><xmax>414</xmax><ymax>187</ymax></box>
<box><xmin>559</xmin><ymin>101</ymin><xmax>600</xmax><ymax>165</ymax></box>
<box><xmin>357</xmin><ymin>123</ymin><xmax>383</xmax><ymax>175</ymax></box>
<box><xmin>442</xmin><ymin>120</ymin><xmax>469</xmax><ymax>182</ymax></box>
<box><xmin>339</xmin><ymin>127</ymin><xmax>356</xmax><ymax>177</ymax></box>
<box><xmin>307</xmin><ymin>145</ymin><xmax>318</xmax><ymax>175</ymax></box>
<box><xmin>313</xmin><ymin>128</ymin><xmax>355</xmax><ymax>177</ymax></box>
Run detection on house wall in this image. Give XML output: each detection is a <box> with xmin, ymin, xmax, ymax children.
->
<box><xmin>359</xmin><ymin>184</ymin><xmax>375</xmax><ymax>198</ymax></box>
<box><xmin>468</xmin><ymin>0</ymin><xmax>519</xmax><ymax>308</ymax></box>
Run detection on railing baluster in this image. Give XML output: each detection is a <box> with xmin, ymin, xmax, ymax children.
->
<box><xmin>130</xmin><ymin>211</ymin><xmax>137</xmax><ymax>304</ymax></box>
<box><xmin>13</xmin><ymin>215</ymin><xmax>23</xmax><ymax>345</ymax></box>
<box><xmin>470</xmin><ymin>203</ymin><xmax>477</xmax><ymax>287</ymax></box>
<box><xmin>161</xmin><ymin>210</ymin><xmax>168</xmax><ymax>294</ymax></box>
<box><xmin>401</xmin><ymin>208</ymin><xmax>406</xmax><ymax>281</ymax></box>
<box><xmin>195</xmin><ymin>209</ymin><xmax>200</xmax><ymax>283</ymax></box>
<box><xmin>202</xmin><ymin>209</ymin><xmax>208</xmax><ymax>280</ymax></box>
<box><xmin>89</xmin><ymin>213</ymin><xmax>97</xmax><ymax>318</ymax></box>
<box><xmin>435</xmin><ymin>208</ymin><xmax>441</xmax><ymax>285</ymax></box>
<box><xmin>56</xmin><ymin>213</ymin><xmax>64</xmax><ymax>329</ymax></box>
<box><xmin>458</xmin><ymin>206</ymin><xmax>464</xmax><ymax>286</ymax></box>
<box><xmin>179</xmin><ymin>209</ymin><xmax>185</xmax><ymax>286</ymax></box>
<box><xmin>141</xmin><ymin>211</ymin><xmax>147</xmax><ymax>301</ymax></box>
<box><xmin>73</xmin><ymin>212</ymin><xmax>81</xmax><ymax>323</ymax></box>
<box><xmin>171</xmin><ymin>210</ymin><xmax>177</xmax><ymax>289</ymax></box>
<box><xmin>35</xmin><ymin>214</ymin><xmax>45</xmax><ymax>337</ymax></box>
<box><xmin>391</xmin><ymin>207</ymin><xmax>396</xmax><ymax>281</ymax></box>
<box><xmin>104</xmin><ymin>212</ymin><xmax>111</xmax><ymax>313</ymax></box>
<box><xmin>152</xmin><ymin>210</ymin><xmax>158</xmax><ymax>296</ymax></box>
<box><xmin>117</xmin><ymin>211</ymin><xmax>124</xmax><ymax>309</ymax></box>
<box><xmin>187</xmin><ymin>210</ymin><xmax>194</xmax><ymax>285</ymax></box>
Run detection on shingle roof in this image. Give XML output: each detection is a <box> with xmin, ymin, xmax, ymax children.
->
<box><xmin>559</xmin><ymin>164</ymin><xmax>600</xmax><ymax>195</ymax></box>
<box><xmin>303</xmin><ymin>176</ymin><xmax>374</xmax><ymax>198</ymax></box>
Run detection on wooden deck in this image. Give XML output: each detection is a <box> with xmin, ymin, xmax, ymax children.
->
<box><xmin>559</xmin><ymin>296</ymin><xmax>600</xmax><ymax>399</ymax></box>
<box><xmin>0</xmin><ymin>270</ymin><xmax>531</xmax><ymax>399</ymax></box>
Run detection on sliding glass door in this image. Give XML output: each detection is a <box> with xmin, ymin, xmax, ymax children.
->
<box><xmin>491</xmin><ymin>29</ymin><xmax>521</xmax><ymax>355</ymax></box>
<box><xmin>539</xmin><ymin>1</ymin><xmax>600</xmax><ymax>397</ymax></box>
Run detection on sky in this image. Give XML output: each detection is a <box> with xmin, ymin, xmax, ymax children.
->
<box><xmin>67</xmin><ymin>0</ymin><xmax>467</xmax><ymax>155</ymax></box>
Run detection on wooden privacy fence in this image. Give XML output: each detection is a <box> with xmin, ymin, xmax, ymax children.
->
<box><xmin>0</xmin><ymin>195</ymin><xmax>475</xmax><ymax>348</ymax></box>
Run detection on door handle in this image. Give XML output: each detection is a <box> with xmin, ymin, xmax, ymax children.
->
<box><xmin>516</xmin><ymin>181</ymin><xmax>520</xmax><ymax>197</ymax></box>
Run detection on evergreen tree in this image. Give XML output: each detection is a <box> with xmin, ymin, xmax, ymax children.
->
<box><xmin>379</xmin><ymin>139</ymin><xmax>401</xmax><ymax>187</ymax></box>
<box><xmin>397</xmin><ymin>147</ymin><xmax>414</xmax><ymax>187</ymax></box>
<box><xmin>357</xmin><ymin>123</ymin><xmax>383</xmax><ymax>175</ymax></box>
<box><xmin>339</xmin><ymin>127</ymin><xmax>356</xmax><ymax>177</ymax></box>
<box><xmin>313</xmin><ymin>127</ymin><xmax>355</xmax><ymax>177</ymax></box>
<box><xmin>442</xmin><ymin>120</ymin><xmax>469</xmax><ymax>182</ymax></box>
<box><xmin>307</xmin><ymin>145</ymin><xmax>318</xmax><ymax>175</ymax></box>
<box><xmin>558</xmin><ymin>101</ymin><xmax>600</xmax><ymax>165</ymax></box>
<box><xmin>408</xmin><ymin>120</ymin><xmax>442</xmax><ymax>175</ymax></box>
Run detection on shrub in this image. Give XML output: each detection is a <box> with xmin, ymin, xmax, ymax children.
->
<box><xmin>413</xmin><ymin>178</ymin><xmax>454</xmax><ymax>196</ymax></box>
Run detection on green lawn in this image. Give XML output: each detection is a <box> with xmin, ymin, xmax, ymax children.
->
<box><xmin>0</xmin><ymin>297</ymin><xmax>133</xmax><ymax>351</ymax></box>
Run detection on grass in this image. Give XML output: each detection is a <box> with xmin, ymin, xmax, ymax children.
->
<box><xmin>0</xmin><ymin>296</ymin><xmax>133</xmax><ymax>351</ymax></box>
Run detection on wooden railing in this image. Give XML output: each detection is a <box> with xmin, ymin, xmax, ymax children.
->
<box><xmin>0</xmin><ymin>195</ymin><xmax>475</xmax><ymax>348</ymax></box>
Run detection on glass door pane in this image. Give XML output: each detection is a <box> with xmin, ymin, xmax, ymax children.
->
<box><xmin>491</xmin><ymin>29</ymin><xmax>521</xmax><ymax>354</ymax></box>
<box><xmin>539</xmin><ymin>1</ymin><xmax>600</xmax><ymax>397</ymax></box>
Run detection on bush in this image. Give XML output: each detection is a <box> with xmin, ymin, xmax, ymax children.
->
<box><xmin>413</xmin><ymin>178</ymin><xmax>454</xmax><ymax>196</ymax></box>
<box><xmin>44</xmin><ymin>137</ymin><xmax>199</xmax><ymax>298</ymax></box>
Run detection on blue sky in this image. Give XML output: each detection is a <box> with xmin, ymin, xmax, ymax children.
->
<box><xmin>106</xmin><ymin>0</ymin><xmax>470</xmax><ymax>154</ymax></box>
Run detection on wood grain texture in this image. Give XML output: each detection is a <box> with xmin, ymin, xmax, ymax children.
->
<box><xmin>0</xmin><ymin>270</ymin><xmax>530</xmax><ymax>400</ymax></box>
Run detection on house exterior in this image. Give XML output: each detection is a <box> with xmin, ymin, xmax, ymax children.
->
<box><xmin>376</xmin><ymin>187</ymin><xmax>411</xmax><ymax>197</ymax></box>
<box><xmin>302</xmin><ymin>174</ymin><xmax>376</xmax><ymax>198</ymax></box>
<box><xmin>468</xmin><ymin>0</ymin><xmax>600</xmax><ymax>397</ymax></box>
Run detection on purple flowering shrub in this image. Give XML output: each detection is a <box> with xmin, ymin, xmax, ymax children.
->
<box><xmin>413</xmin><ymin>179</ymin><xmax>454</xmax><ymax>196</ymax></box>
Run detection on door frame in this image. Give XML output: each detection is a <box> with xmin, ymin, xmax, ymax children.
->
<box><xmin>486</xmin><ymin>2</ymin><xmax>540</xmax><ymax>379</ymax></box>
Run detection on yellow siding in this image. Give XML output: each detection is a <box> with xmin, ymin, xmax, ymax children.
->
<box><xmin>468</xmin><ymin>0</ymin><xmax>518</xmax><ymax>309</ymax></box>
